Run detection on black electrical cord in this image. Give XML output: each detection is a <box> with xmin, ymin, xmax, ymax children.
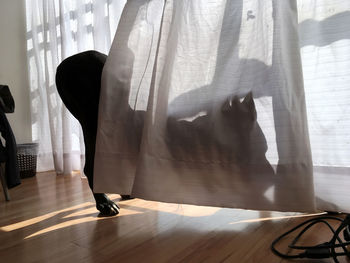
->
<box><xmin>271</xmin><ymin>214</ymin><xmax>350</xmax><ymax>263</ymax></box>
<box><xmin>344</xmin><ymin>224</ymin><xmax>350</xmax><ymax>241</ymax></box>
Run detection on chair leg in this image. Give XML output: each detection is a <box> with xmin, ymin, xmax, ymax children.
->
<box><xmin>0</xmin><ymin>163</ymin><xmax>10</xmax><ymax>201</ymax></box>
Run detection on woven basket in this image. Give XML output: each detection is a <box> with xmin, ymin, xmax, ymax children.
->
<box><xmin>17</xmin><ymin>143</ymin><xmax>39</xmax><ymax>178</ymax></box>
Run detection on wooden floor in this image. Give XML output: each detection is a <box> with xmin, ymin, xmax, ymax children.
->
<box><xmin>0</xmin><ymin>172</ymin><xmax>349</xmax><ymax>263</ymax></box>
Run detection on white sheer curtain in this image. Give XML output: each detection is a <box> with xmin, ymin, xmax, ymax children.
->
<box><xmin>25</xmin><ymin>0</ymin><xmax>126</xmax><ymax>173</ymax></box>
<box><xmin>26</xmin><ymin>0</ymin><xmax>350</xmax><ymax>212</ymax></box>
<box><xmin>94</xmin><ymin>0</ymin><xmax>350</xmax><ymax>213</ymax></box>
<box><xmin>298</xmin><ymin>0</ymin><xmax>350</xmax><ymax>212</ymax></box>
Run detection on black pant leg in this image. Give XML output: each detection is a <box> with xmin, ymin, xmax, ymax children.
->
<box><xmin>56</xmin><ymin>51</ymin><xmax>107</xmax><ymax>190</ymax></box>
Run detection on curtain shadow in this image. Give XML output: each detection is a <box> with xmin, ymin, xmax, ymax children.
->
<box><xmin>162</xmin><ymin>0</ymin><xmax>278</xmax><ymax>208</ymax></box>
<box><xmin>164</xmin><ymin>1</ymin><xmax>319</xmax><ymax>209</ymax></box>
<box><xmin>299</xmin><ymin>11</ymin><xmax>350</xmax><ymax>47</ymax></box>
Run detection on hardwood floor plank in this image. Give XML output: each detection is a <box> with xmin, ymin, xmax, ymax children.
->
<box><xmin>0</xmin><ymin>172</ymin><xmax>349</xmax><ymax>263</ymax></box>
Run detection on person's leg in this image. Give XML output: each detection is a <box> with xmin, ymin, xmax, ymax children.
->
<box><xmin>56</xmin><ymin>50</ymin><xmax>119</xmax><ymax>216</ymax></box>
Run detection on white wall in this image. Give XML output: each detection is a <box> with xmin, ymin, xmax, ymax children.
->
<box><xmin>0</xmin><ymin>0</ymin><xmax>32</xmax><ymax>144</ymax></box>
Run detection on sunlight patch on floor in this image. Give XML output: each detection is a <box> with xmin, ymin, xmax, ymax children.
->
<box><xmin>23</xmin><ymin>216</ymin><xmax>108</xmax><ymax>239</ymax></box>
<box><xmin>229</xmin><ymin>212</ymin><xmax>326</xmax><ymax>225</ymax></box>
<box><xmin>1</xmin><ymin>194</ymin><xmax>144</xmax><ymax>239</ymax></box>
<box><xmin>127</xmin><ymin>201</ymin><xmax>222</xmax><ymax>217</ymax></box>
<box><xmin>0</xmin><ymin>202</ymin><xmax>95</xmax><ymax>232</ymax></box>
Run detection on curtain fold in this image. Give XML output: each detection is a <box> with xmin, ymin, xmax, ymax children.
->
<box><xmin>94</xmin><ymin>0</ymin><xmax>350</xmax><ymax>213</ymax></box>
<box><xmin>26</xmin><ymin>0</ymin><xmax>126</xmax><ymax>173</ymax></box>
